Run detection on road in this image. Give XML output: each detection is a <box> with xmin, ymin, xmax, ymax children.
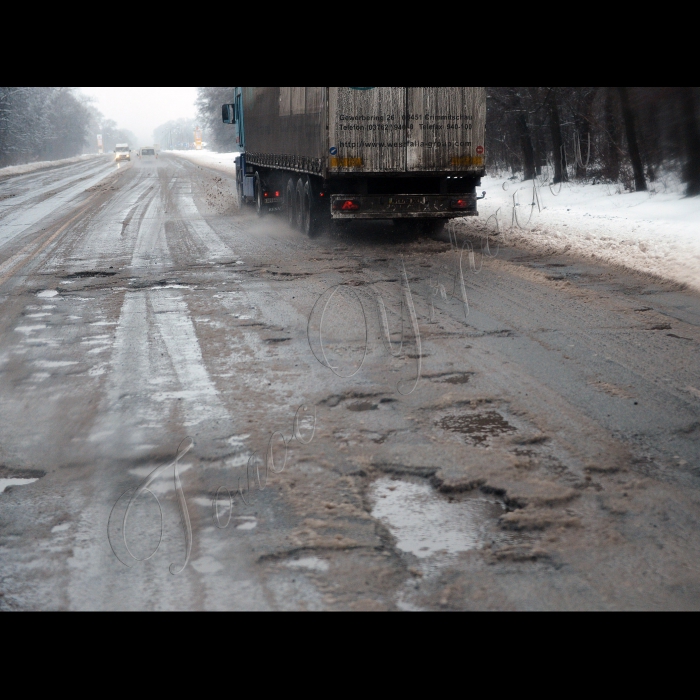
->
<box><xmin>1</xmin><ymin>154</ymin><xmax>699</xmax><ymax>611</ymax></box>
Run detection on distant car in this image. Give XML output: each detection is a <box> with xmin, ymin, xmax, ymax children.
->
<box><xmin>139</xmin><ymin>148</ymin><xmax>157</xmax><ymax>160</ymax></box>
<box><xmin>115</xmin><ymin>144</ymin><xmax>131</xmax><ymax>162</ymax></box>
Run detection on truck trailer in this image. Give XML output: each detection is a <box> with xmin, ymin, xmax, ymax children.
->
<box><xmin>223</xmin><ymin>87</ymin><xmax>486</xmax><ymax>237</ymax></box>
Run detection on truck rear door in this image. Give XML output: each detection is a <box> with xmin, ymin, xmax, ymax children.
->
<box><xmin>328</xmin><ymin>87</ymin><xmax>486</xmax><ymax>175</ymax></box>
<box><xmin>328</xmin><ymin>87</ymin><xmax>407</xmax><ymax>173</ymax></box>
<box><xmin>407</xmin><ymin>87</ymin><xmax>486</xmax><ymax>172</ymax></box>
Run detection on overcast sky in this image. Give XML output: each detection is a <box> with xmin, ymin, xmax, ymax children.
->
<box><xmin>80</xmin><ymin>87</ymin><xmax>197</xmax><ymax>145</ymax></box>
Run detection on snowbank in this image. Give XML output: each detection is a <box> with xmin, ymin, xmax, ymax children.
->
<box><xmin>0</xmin><ymin>154</ymin><xmax>105</xmax><ymax>179</ymax></box>
<box><xmin>468</xmin><ymin>176</ymin><xmax>700</xmax><ymax>291</ymax></box>
<box><xmin>170</xmin><ymin>150</ymin><xmax>240</xmax><ymax>177</ymax></box>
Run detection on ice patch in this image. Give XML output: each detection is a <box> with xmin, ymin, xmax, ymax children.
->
<box><xmin>34</xmin><ymin>361</ymin><xmax>79</xmax><ymax>368</ymax></box>
<box><xmin>151</xmin><ymin>284</ymin><xmax>193</xmax><ymax>291</ymax></box>
<box><xmin>37</xmin><ymin>290</ymin><xmax>59</xmax><ymax>298</ymax></box>
<box><xmin>191</xmin><ymin>556</ymin><xmax>224</xmax><ymax>575</ymax></box>
<box><xmin>52</xmin><ymin>524</ymin><xmax>71</xmax><ymax>534</ymax></box>
<box><xmin>15</xmin><ymin>325</ymin><xmax>47</xmax><ymax>334</ymax></box>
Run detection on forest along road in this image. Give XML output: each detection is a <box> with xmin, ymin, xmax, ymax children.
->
<box><xmin>0</xmin><ymin>153</ymin><xmax>699</xmax><ymax>611</ymax></box>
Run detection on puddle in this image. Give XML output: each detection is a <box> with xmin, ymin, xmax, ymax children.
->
<box><xmin>64</xmin><ymin>271</ymin><xmax>116</xmax><ymax>280</ymax></box>
<box><xmin>347</xmin><ymin>401</ymin><xmax>378</xmax><ymax>412</ymax></box>
<box><xmin>0</xmin><ymin>478</ymin><xmax>38</xmax><ymax>494</ymax></box>
<box><xmin>440</xmin><ymin>373</ymin><xmax>473</xmax><ymax>385</ymax></box>
<box><xmin>371</xmin><ymin>478</ymin><xmax>512</xmax><ymax>561</ymax></box>
<box><xmin>439</xmin><ymin>411</ymin><xmax>516</xmax><ymax>445</ymax></box>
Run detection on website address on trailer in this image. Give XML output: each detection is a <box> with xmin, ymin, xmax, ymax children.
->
<box><xmin>337</xmin><ymin>142</ymin><xmax>473</xmax><ymax>149</ymax></box>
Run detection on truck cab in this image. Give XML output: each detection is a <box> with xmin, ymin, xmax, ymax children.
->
<box><xmin>114</xmin><ymin>144</ymin><xmax>131</xmax><ymax>163</ymax></box>
<box><xmin>222</xmin><ymin>88</ymin><xmax>250</xmax><ymax>202</ymax></box>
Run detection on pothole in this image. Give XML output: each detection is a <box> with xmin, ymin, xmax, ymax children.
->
<box><xmin>285</xmin><ymin>558</ymin><xmax>330</xmax><ymax>573</ymax></box>
<box><xmin>0</xmin><ymin>479</ymin><xmax>38</xmax><ymax>494</ymax></box>
<box><xmin>371</xmin><ymin>478</ymin><xmax>514</xmax><ymax>562</ymax></box>
<box><xmin>64</xmin><ymin>271</ymin><xmax>117</xmax><ymax>280</ymax></box>
<box><xmin>0</xmin><ymin>468</ymin><xmax>44</xmax><ymax>494</ymax></box>
<box><xmin>428</xmin><ymin>372</ymin><xmax>473</xmax><ymax>385</ymax></box>
<box><xmin>347</xmin><ymin>401</ymin><xmax>378</xmax><ymax>412</ymax></box>
<box><xmin>438</xmin><ymin>411</ymin><xmax>516</xmax><ymax>445</ymax></box>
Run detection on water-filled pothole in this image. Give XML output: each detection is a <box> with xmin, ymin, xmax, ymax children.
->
<box><xmin>371</xmin><ymin>478</ymin><xmax>513</xmax><ymax>561</ymax></box>
<box><xmin>428</xmin><ymin>372</ymin><xmax>473</xmax><ymax>385</ymax></box>
<box><xmin>64</xmin><ymin>271</ymin><xmax>117</xmax><ymax>280</ymax></box>
<box><xmin>0</xmin><ymin>479</ymin><xmax>38</xmax><ymax>494</ymax></box>
<box><xmin>347</xmin><ymin>401</ymin><xmax>378</xmax><ymax>412</ymax></box>
<box><xmin>0</xmin><ymin>468</ymin><xmax>44</xmax><ymax>494</ymax></box>
<box><xmin>439</xmin><ymin>411</ymin><xmax>516</xmax><ymax>445</ymax></box>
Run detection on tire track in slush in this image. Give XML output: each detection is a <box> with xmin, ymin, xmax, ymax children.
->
<box><xmin>91</xmin><ymin>178</ymin><xmax>231</xmax><ymax>458</ymax></box>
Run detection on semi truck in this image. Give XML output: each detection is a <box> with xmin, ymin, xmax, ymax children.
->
<box><xmin>222</xmin><ymin>87</ymin><xmax>486</xmax><ymax>237</ymax></box>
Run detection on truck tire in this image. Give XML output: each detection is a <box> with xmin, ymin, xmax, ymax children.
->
<box><xmin>286</xmin><ymin>177</ymin><xmax>296</xmax><ymax>228</ymax></box>
<box><xmin>237</xmin><ymin>173</ymin><xmax>245</xmax><ymax>206</ymax></box>
<box><xmin>255</xmin><ymin>173</ymin><xmax>266</xmax><ymax>218</ymax></box>
<box><xmin>295</xmin><ymin>178</ymin><xmax>305</xmax><ymax>230</ymax></box>
<box><xmin>302</xmin><ymin>179</ymin><xmax>322</xmax><ymax>238</ymax></box>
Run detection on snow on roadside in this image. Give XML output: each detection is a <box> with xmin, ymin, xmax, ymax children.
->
<box><xmin>461</xmin><ymin>176</ymin><xmax>700</xmax><ymax>292</ymax></box>
<box><xmin>169</xmin><ymin>150</ymin><xmax>240</xmax><ymax>177</ymax></box>
<box><xmin>0</xmin><ymin>154</ymin><xmax>106</xmax><ymax>179</ymax></box>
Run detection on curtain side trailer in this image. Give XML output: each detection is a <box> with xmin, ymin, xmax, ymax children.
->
<box><xmin>223</xmin><ymin>87</ymin><xmax>486</xmax><ymax>236</ymax></box>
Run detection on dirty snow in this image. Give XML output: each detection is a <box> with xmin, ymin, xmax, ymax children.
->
<box><xmin>170</xmin><ymin>150</ymin><xmax>240</xmax><ymax>176</ymax></box>
<box><xmin>0</xmin><ymin>154</ymin><xmax>104</xmax><ymax>179</ymax></box>
<box><xmin>474</xmin><ymin>175</ymin><xmax>700</xmax><ymax>291</ymax></box>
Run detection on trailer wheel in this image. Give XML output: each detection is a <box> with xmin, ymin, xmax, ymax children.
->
<box><xmin>295</xmin><ymin>178</ymin><xmax>305</xmax><ymax>230</ymax></box>
<box><xmin>302</xmin><ymin>179</ymin><xmax>321</xmax><ymax>238</ymax></box>
<box><xmin>255</xmin><ymin>173</ymin><xmax>266</xmax><ymax>218</ymax></box>
<box><xmin>236</xmin><ymin>174</ymin><xmax>245</xmax><ymax>207</ymax></box>
<box><xmin>286</xmin><ymin>177</ymin><xmax>296</xmax><ymax>228</ymax></box>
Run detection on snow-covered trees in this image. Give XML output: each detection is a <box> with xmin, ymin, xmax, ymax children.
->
<box><xmin>196</xmin><ymin>88</ymin><xmax>238</xmax><ymax>152</ymax></box>
<box><xmin>487</xmin><ymin>87</ymin><xmax>700</xmax><ymax>196</ymax></box>
<box><xmin>0</xmin><ymin>87</ymin><xmax>93</xmax><ymax>167</ymax></box>
<box><xmin>153</xmin><ymin>118</ymin><xmax>198</xmax><ymax>150</ymax></box>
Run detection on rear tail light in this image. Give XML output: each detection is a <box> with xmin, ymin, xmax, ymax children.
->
<box><xmin>451</xmin><ymin>198</ymin><xmax>471</xmax><ymax>210</ymax></box>
<box><xmin>333</xmin><ymin>199</ymin><xmax>361</xmax><ymax>211</ymax></box>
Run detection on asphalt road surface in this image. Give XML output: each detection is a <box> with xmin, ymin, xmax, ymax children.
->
<box><xmin>1</xmin><ymin>154</ymin><xmax>699</xmax><ymax>611</ymax></box>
